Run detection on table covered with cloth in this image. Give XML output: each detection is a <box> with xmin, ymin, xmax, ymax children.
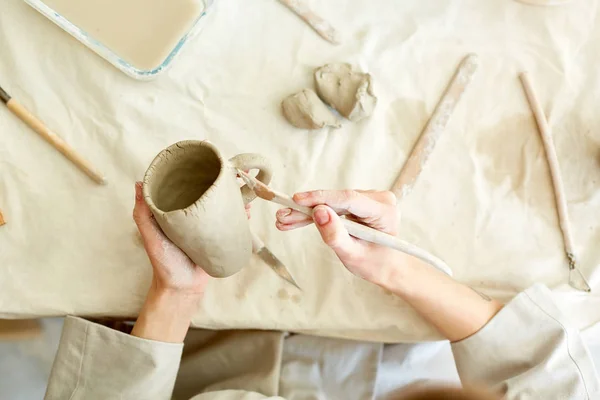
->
<box><xmin>2</xmin><ymin>0</ymin><xmax>600</xmax><ymax>342</ymax></box>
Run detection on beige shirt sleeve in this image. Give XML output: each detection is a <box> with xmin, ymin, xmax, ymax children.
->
<box><xmin>45</xmin><ymin>317</ymin><xmax>286</xmax><ymax>400</ymax></box>
<box><xmin>45</xmin><ymin>316</ymin><xmax>183</xmax><ymax>400</ymax></box>
<box><xmin>451</xmin><ymin>284</ymin><xmax>600</xmax><ymax>399</ymax></box>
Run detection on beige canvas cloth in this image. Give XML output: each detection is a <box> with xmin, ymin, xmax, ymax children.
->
<box><xmin>2</xmin><ymin>0</ymin><xmax>600</xmax><ymax>342</ymax></box>
<box><xmin>44</xmin><ymin>286</ymin><xmax>600</xmax><ymax>399</ymax></box>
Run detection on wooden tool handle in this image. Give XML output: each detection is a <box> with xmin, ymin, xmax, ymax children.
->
<box><xmin>339</xmin><ymin>218</ymin><xmax>453</xmax><ymax>276</ymax></box>
<box><xmin>519</xmin><ymin>72</ymin><xmax>573</xmax><ymax>249</ymax></box>
<box><xmin>391</xmin><ymin>54</ymin><xmax>479</xmax><ymax>199</ymax></box>
<box><xmin>519</xmin><ymin>72</ymin><xmax>590</xmax><ymax>292</ymax></box>
<box><xmin>236</xmin><ymin>169</ymin><xmax>452</xmax><ymax>275</ymax></box>
<box><xmin>7</xmin><ymin>100</ymin><xmax>106</xmax><ymax>185</ymax></box>
<box><xmin>278</xmin><ymin>0</ymin><xmax>340</xmax><ymax>44</ymax></box>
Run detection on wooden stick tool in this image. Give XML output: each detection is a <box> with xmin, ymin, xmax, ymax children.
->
<box><xmin>391</xmin><ymin>54</ymin><xmax>479</xmax><ymax>199</ymax></box>
<box><xmin>519</xmin><ymin>72</ymin><xmax>591</xmax><ymax>292</ymax></box>
<box><xmin>277</xmin><ymin>0</ymin><xmax>341</xmax><ymax>45</ymax></box>
<box><xmin>238</xmin><ymin>170</ymin><xmax>453</xmax><ymax>276</ymax></box>
<box><xmin>0</xmin><ymin>84</ymin><xmax>106</xmax><ymax>185</ymax></box>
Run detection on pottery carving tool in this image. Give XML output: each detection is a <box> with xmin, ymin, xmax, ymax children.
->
<box><xmin>252</xmin><ymin>232</ymin><xmax>301</xmax><ymax>290</ymax></box>
<box><xmin>277</xmin><ymin>0</ymin><xmax>341</xmax><ymax>45</ymax></box>
<box><xmin>238</xmin><ymin>170</ymin><xmax>453</xmax><ymax>276</ymax></box>
<box><xmin>519</xmin><ymin>72</ymin><xmax>591</xmax><ymax>292</ymax></box>
<box><xmin>391</xmin><ymin>54</ymin><xmax>479</xmax><ymax>199</ymax></box>
<box><xmin>0</xmin><ymin>84</ymin><xmax>106</xmax><ymax>185</ymax></box>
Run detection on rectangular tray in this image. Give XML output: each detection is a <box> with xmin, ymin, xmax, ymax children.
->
<box><xmin>24</xmin><ymin>0</ymin><xmax>214</xmax><ymax>80</ymax></box>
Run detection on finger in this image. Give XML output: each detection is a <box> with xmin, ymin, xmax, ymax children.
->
<box><xmin>276</xmin><ymin>220</ymin><xmax>313</xmax><ymax>231</ymax></box>
<box><xmin>276</xmin><ymin>208</ymin><xmax>312</xmax><ymax>224</ymax></box>
<box><xmin>355</xmin><ymin>190</ymin><xmax>397</xmax><ymax>206</ymax></box>
<box><xmin>133</xmin><ymin>182</ymin><xmax>164</xmax><ymax>243</ymax></box>
<box><xmin>293</xmin><ymin>190</ymin><xmax>388</xmax><ymax>219</ymax></box>
<box><xmin>312</xmin><ymin>205</ymin><xmax>359</xmax><ymax>260</ymax></box>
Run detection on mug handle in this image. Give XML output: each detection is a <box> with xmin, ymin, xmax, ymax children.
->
<box><xmin>229</xmin><ymin>153</ymin><xmax>273</xmax><ymax>204</ymax></box>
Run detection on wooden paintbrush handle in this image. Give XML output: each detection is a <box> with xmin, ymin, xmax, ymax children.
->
<box><xmin>6</xmin><ymin>100</ymin><xmax>106</xmax><ymax>185</ymax></box>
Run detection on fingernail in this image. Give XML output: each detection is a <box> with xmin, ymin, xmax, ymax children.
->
<box><xmin>277</xmin><ymin>208</ymin><xmax>292</xmax><ymax>218</ymax></box>
<box><xmin>295</xmin><ymin>192</ymin><xmax>308</xmax><ymax>200</ymax></box>
<box><xmin>313</xmin><ymin>207</ymin><xmax>330</xmax><ymax>226</ymax></box>
<box><xmin>135</xmin><ymin>182</ymin><xmax>143</xmax><ymax>200</ymax></box>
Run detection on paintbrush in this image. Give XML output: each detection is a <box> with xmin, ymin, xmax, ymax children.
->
<box><xmin>252</xmin><ymin>232</ymin><xmax>301</xmax><ymax>290</ymax></box>
<box><xmin>0</xmin><ymin>84</ymin><xmax>106</xmax><ymax>185</ymax></box>
<box><xmin>237</xmin><ymin>170</ymin><xmax>453</xmax><ymax>276</ymax></box>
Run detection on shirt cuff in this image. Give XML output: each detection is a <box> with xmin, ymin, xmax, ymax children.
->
<box><xmin>451</xmin><ymin>284</ymin><xmax>599</xmax><ymax>398</ymax></box>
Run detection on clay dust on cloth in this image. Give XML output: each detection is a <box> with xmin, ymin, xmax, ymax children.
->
<box><xmin>1</xmin><ymin>0</ymin><xmax>600</xmax><ymax>341</ymax></box>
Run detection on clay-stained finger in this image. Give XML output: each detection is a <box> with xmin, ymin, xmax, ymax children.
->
<box><xmin>293</xmin><ymin>190</ymin><xmax>388</xmax><ymax>218</ymax></box>
<box><xmin>276</xmin><ymin>208</ymin><xmax>311</xmax><ymax>224</ymax></box>
<box><xmin>276</xmin><ymin>220</ymin><xmax>313</xmax><ymax>231</ymax></box>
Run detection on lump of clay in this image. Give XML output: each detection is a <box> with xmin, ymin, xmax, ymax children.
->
<box><xmin>314</xmin><ymin>63</ymin><xmax>377</xmax><ymax>122</ymax></box>
<box><xmin>281</xmin><ymin>89</ymin><xmax>341</xmax><ymax>129</ymax></box>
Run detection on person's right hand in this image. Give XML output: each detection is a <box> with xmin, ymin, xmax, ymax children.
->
<box><xmin>275</xmin><ymin>189</ymin><xmax>413</xmax><ymax>285</ymax></box>
<box><xmin>277</xmin><ymin>191</ymin><xmax>505</xmax><ymax>343</ymax></box>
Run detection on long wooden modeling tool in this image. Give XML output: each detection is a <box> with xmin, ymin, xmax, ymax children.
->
<box><xmin>0</xmin><ymin>209</ymin><xmax>5</xmax><ymax>226</ymax></box>
<box><xmin>519</xmin><ymin>72</ymin><xmax>591</xmax><ymax>292</ymax></box>
<box><xmin>391</xmin><ymin>54</ymin><xmax>479</xmax><ymax>199</ymax></box>
<box><xmin>238</xmin><ymin>170</ymin><xmax>453</xmax><ymax>276</ymax></box>
<box><xmin>252</xmin><ymin>232</ymin><xmax>301</xmax><ymax>290</ymax></box>
<box><xmin>277</xmin><ymin>0</ymin><xmax>341</xmax><ymax>45</ymax></box>
<box><xmin>0</xmin><ymin>84</ymin><xmax>106</xmax><ymax>185</ymax></box>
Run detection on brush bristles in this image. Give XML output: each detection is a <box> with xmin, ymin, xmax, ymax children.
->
<box><xmin>0</xmin><ymin>85</ymin><xmax>11</xmax><ymax>104</ymax></box>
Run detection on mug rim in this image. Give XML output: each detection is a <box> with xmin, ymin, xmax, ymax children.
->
<box><xmin>142</xmin><ymin>140</ymin><xmax>225</xmax><ymax>215</ymax></box>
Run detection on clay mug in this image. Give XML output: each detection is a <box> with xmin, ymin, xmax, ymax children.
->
<box><xmin>143</xmin><ymin>140</ymin><xmax>272</xmax><ymax>278</ymax></box>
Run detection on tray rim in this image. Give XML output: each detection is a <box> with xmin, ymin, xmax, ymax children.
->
<box><xmin>24</xmin><ymin>0</ymin><xmax>212</xmax><ymax>80</ymax></box>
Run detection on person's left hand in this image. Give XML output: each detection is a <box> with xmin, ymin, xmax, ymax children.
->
<box><xmin>133</xmin><ymin>181</ymin><xmax>210</xmax><ymax>297</ymax></box>
<box><xmin>132</xmin><ymin>181</ymin><xmax>252</xmax><ymax>342</ymax></box>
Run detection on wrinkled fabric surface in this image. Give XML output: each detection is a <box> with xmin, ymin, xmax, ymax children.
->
<box><xmin>2</xmin><ymin>0</ymin><xmax>600</xmax><ymax>342</ymax></box>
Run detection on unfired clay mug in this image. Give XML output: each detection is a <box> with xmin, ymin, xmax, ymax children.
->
<box><xmin>143</xmin><ymin>140</ymin><xmax>272</xmax><ymax>278</ymax></box>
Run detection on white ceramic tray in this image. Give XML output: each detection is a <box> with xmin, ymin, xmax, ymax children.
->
<box><xmin>24</xmin><ymin>0</ymin><xmax>214</xmax><ymax>80</ymax></box>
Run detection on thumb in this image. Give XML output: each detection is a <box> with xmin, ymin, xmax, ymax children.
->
<box><xmin>312</xmin><ymin>205</ymin><xmax>358</xmax><ymax>260</ymax></box>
